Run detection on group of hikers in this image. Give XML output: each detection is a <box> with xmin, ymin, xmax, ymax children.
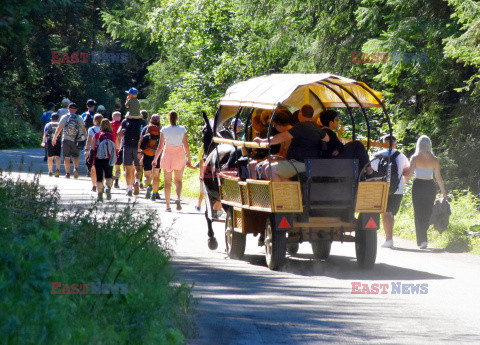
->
<box><xmin>40</xmin><ymin>87</ymin><xmax>192</xmax><ymax>210</ymax></box>
<box><xmin>41</xmin><ymin>94</ymin><xmax>447</xmax><ymax>248</ymax></box>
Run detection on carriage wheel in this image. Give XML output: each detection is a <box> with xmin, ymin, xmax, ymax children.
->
<box><xmin>355</xmin><ymin>230</ymin><xmax>377</xmax><ymax>269</ymax></box>
<box><xmin>287</xmin><ymin>243</ymin><xmax>299</xmax><ymax>255</ymax></box>
<box><xmin>265</xmin><ymin>218</ymin><xmax>286</xmax><ymax>270</ymax></box>
<box><xmin>312</xmin><ymin>241</ymin><xmax>332</xmax><ymax>260</ymax></box>
<box><xmin>225</xmin><ymin>209</ymin><xmax>246</xmax><ymax>259</ymax></box>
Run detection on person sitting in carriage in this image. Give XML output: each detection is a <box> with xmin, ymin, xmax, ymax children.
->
<box><xmin>254</xmin><ymin>104</ymin><xmax>330</xmax><ymax>181</ymax></box>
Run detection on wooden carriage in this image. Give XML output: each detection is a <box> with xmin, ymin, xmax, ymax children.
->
<box><xmin>207</xmin><ymin>73</ymin><xmax>394</xmax><ymax>270</ymax></box>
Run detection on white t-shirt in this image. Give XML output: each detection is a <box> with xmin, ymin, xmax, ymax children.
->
<box><xmin>371</xmin><ymin>149</ymin><xmax>409</xmax><ymax>194</ymax></box>
<box><xmin>161</xmin><ymin>125</ymin><xmax>186</xmax><ymax>146</ymax></box>
<box><xmin>88</xmin><ymin>126</ymin><xmax>100</xmax><ymax>138</ymax></box>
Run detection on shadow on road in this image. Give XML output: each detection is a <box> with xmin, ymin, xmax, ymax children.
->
<box><xmin>241</xmin><ymin>254</ymin><xmax>452</xmax><ymax>281</ymax></box>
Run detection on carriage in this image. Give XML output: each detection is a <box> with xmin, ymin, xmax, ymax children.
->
<box><xmin>202</xmin><ymin>73</ymin><xmax>394</xmax><ymax>270</ymax></box>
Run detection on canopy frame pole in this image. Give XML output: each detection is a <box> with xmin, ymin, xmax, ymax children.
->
<box><xmin>309</xmin><ymin>89</ymin><xmax>326</xmax><ymax>111</ymax></box>
<box><xmin>317</xmin><ymin>82</ymin><xmax>356</xmax><ymax>140</ymax></box>
<box><xmin>324</xmin><ymin>79</ymin><xmax>371</xmax><ymax>151</ymax></box>
<box><xmin>242</xmin><ymin>108</ymin><xmax>255</xmax><ymax>163</ymax></box>
<box><xmin>266</xmin><ymin>107</ymin><xmax>279</xmax><ymax>181</ymax></box>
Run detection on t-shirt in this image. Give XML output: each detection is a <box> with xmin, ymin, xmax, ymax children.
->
<box><xmin>44</xmin><ymin>122</ymin><xmax>60</xmax><ymax>141</ymax></box>
<box><xmin>161</xmin><ymin>125</ymin><xmax>186</xmax><ymax>146</ymax></box>
<box><xmin>121</xmin><ymin>118</ymin><xmax>147</xmax><ymax>147</ymax></box>
<box><xmin>110</xmin><ymin>120</ymin><xmax>122</xmax><ymax>145</ymax></box>
<box><xmin>322</xmin><ymin>128</ymin><xmax>344</xmax><ymax>158</ymax></box>
<box><xmin>286</xmin><ymin>121</ymin><xmax>326</xmax><ymax>162</ymax></box>
<box><xmin>41</xmin><ymin>111</ymin><xmax>53</xmax><ymax>125</ymax></box>
<box><xmin>58</xmin><ymin>113</ymin><xmax>85</xmax><ymax>142</ymax></box>
<box><xmin>88</xmin><ymin>126</ymin><xmax>100</xmax><ymax>138</ymax></box>
<box><xmin>371</xmin><ymin>149</ymin><xmax>409</xmax><ymax>194</ymax></box>
<box><xmin>81</xmin><ymin>110</ymin><xmax>95</xmax><ymax>129</ymax></box>
<box><xmin>125</xmin><ymin>98</ymin><xmax>141</xmax><ymax>117</ymax></box>
<box><xmin>58</xmin><ymin>108</ymin><xmax>69</xmax><ymax>117</ymax></box>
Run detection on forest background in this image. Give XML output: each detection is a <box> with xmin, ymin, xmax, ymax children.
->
<box><xmin>1</xmin><ymin>0</ymin><xmax>480</xmax><ymax>193</ymax></box>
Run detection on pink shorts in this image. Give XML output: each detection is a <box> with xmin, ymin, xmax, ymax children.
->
<box><xmin>160</xmin><ymin>145</ymin><xmax>185</xmax><ymax>171</ymax></box>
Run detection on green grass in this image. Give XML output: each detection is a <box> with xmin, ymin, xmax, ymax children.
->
<box><xmin>386</xmin><ymin>182</ymin><xmax>480</xmax><ymax>253</ymax></box>
<box><xmin>0</xmin><ymin>173</ymin><xmax>196</xmax><ymax>344</ymax></box>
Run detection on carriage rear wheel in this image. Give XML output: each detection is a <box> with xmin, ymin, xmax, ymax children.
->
<box><xmin>312</xmin><ymin>241</ymin><xmax>332</xmax><ymax>260</ymax></box>
<box><xmin>265</xmin><ymin>218</ymin><xmax>286</xmax><ymax>270</ymax></box>
<box><xmin>225</xmin><ymin>209</ymin><xmax>246</xmax><ymax>259</ymax></box>
<box><xmin>355</xmin><ymin>229</ymin><xmax>377</xmax><ymax>269</ymax></box>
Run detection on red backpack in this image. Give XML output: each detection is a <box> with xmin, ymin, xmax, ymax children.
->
<box><xmin>140</xmin><ymin>125</ymin><xmax>161</xmax><ymax>156</ymax></box>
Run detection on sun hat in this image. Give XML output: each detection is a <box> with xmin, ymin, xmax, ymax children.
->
<box><xmin>61</xmin><ymin>98</ymin><xmax>70</xmax><ymax>106</ymax></box>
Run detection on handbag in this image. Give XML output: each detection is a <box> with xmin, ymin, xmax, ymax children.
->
<box><xmin>76</xmin><ymin>130</ymin><xmax>87</xmax><ymax>149</ymax></box>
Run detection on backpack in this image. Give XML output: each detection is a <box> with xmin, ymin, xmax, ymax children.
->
<box><xmin>64</xmin><ymin>114</ymin><xmax>80</xmax><ymax>138</ymax></box>
<box><xmin>140</xmin><ymin>125</ymin><xmax>160</xmax><ymax>156</ymax></box>
<box><xmin>370</xmin><ymin>150</ymin><xmax>401</xmax><ymax>194</ymax></box>
<box><xmin>96</xmin><ymin>132</ymin><xmax>117</xmax><ymax>166</ymax></box>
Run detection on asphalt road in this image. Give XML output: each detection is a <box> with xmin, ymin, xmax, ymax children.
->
<box><xmin>2</xmin><ymin>148</ymin><xmax>480</xmax><ymax>345</ymax></box>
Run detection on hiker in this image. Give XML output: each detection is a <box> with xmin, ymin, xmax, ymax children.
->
<box><xmin>84</xmin><ymin>114</ymin><xmax>103</xmax><ymax>192</ymax></box>
<box><xmin>116</xmin><ymin>87</ymin><xmax>147</xmax><ymax>196</ymax></box>
<box><xmin>97</xmin><ymin>105</ymin><xmax>107</xmax><ymax>119</ymax></box>
<box><xmin>41</xmin><ymin>102</ymin><xmax>56</xmax><ymax>161</ymax></box>
<box><xmin>138</xmin><ymin>110</ymin><xmax>150</xmax><ymax>188</ymax></box>
<box><xmin>139</xmin><ymin>114</ymin><xmax>162</xmax><ymax>200</ymax></box>
<box><xmin>41</xmin><ymin>112</ymin><xmax>61</xmax><ymax>177</ymax></box>
<box><xmin>52</xmin><ymin>103</ymin><xmax>87</xmax><ymax>179</ymax></box>
<box><xmin>92</xmin><ymin>119</ymin><xmax>116</xmax><ymax>201</ymax></box>
<box><xmin>82</xmin><ymin>99</ymin><xmax>96</xmax><ymax>130</ymax></box>
<box><xmin>58</xmin><ymin>98</ymin><xmax>70</xmax><ymax>117</ymax></box>
<box><xmin>404</xmin><ymin>135</ymin><xmax>446</xmax><ymax>249</ymax></box>
<box><xmin>153</xmin><ymin>110</ymin><xmax>192</xmax><ymax>211</ymax></box>
<box><xmin>110</xmin><ymin>111</ymin><xmax>123</xmax><ymax>188</ymax></box>
<box><xmin>371</xmin><ymin>135</ymin><xmax>410</xmax><ymax>248</ymax></box>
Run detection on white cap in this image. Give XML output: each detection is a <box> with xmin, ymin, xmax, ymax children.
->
<box><xmin>97</xmin><ymin>105</ymin><xmax>106</xmax><ymax>111</ymax></box>
<box><xmin>61</xmin><ymin>98</ymin><xmax>70</xmax><ymax>106</ymax></box>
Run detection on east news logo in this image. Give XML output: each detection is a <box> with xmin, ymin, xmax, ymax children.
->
<box><xmin>351</xmin><ymin>282</ymin><xmax>429</xmax><ymax>294</ymax></box>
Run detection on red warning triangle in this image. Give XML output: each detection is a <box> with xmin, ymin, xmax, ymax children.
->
<box><xmin>365</xmin><ymin>217</ymin><xmax>377</xmax><ymax>229</ymax></box>
<box><xmin>278</xmin><ymin>217</ymin><xmax>291</xmax><ymax>229</ymax></box>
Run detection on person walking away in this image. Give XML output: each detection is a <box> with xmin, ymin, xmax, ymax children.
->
<box><xmin>82</xmin><ymin>99</ymin><xmax>96</xmax><ymax>130</ymax></box>
<box><xmin>92</xmin><ymin>119</ymin><xmax>116</xmax><ymax>201</ymax></box>
<box><xmin>58</xmin><ymin>98</ymin><xmax>70</xmax><ymax>117</ymax></box>
<box><xmin>52</xmin><ymin>103</ymin><xmax>87</xmax><ymax>179</ymax></box>
<box><xmin>116</xmin><ymin>87</ymin><xmax>146</xmax><ymax>196</ymax></box>
<box><xmin>97</xmin><ymin>105</ymin><xmax>107</xmax><ymax>119</ymax></box>
<box><xmin>138</xmin><ymin>110</ymin><xmax>150</xmax><ymax>188</ymax></box>
<box><xmin>404</xmin><ymin>135</ymin><xmax>446</xmax><ymax>249</ymax></box>
<box><xmin>84</xmin><ymin>114</ymin><xmax>103</xmax><ymax>191</ymax></box>
<box><xmin>139</xmin><ymin>114</ymin><xmax>161</xmax><ymax>200</ymax></box>
<box><xmin>153</xmin><ymin>111</ymin><xmax>192</xmax><ymax>211</ymax></box>
<box><xmin>110</xmin><ymin>111</ymin><xmax>123</xmax><ymax>188</ymax></box>
<box><xmin>371</xmin><ymin>135</ymin><xmax>410</xmax><ymax>248</ymax></box>
<box><xmin>41</xmin><ymin>112</ymin><xmax>61</xmax><ymax>177</ymax></box>
<box><xmin>41</xmin><ymin>102</ymin><xmax>56</xmax><ymax>161</ymax></box>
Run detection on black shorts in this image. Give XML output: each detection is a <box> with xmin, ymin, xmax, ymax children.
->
<box><xmin>143</xmin><ymin>154</ymin><xmax>160</xmax><ymax>171</ymax></box>
<box><xmin>386</xmin><ymin>194</ymin><xmax>403</xmax><ymax>216</ymax></box>
<box><xmin>94</xmin><ymin>158</ymin><xmax>113</xmax><ymax>182</ymax></box>
<box><xmin>46</xmin><ymin>140</ymin><xmax>61</xmax><ymax>157</ymax></box>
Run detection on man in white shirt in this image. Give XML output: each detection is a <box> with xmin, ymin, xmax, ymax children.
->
<box><xmin>371</xmin><ymin>135</ymin><xmax>410</xmax><ymax>248</ymax></box>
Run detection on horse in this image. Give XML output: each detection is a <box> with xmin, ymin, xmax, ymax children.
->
<box><xmin>201</xmin><ymin>111</ymin><xmax>246</xmax><ymax>250</ymax></box>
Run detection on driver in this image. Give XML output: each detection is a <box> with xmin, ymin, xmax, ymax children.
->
<box><xmin>254</xmin><ymin>104</ymin><xmax>330</xmax><ymax>180</ymax></box>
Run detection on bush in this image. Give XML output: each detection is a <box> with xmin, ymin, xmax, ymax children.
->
<box><xmin>0</xmin><ymin>173</ymin><xmax>196</xmax><ymax>344</ymax></box>
<box><xmin>0</xmin><ymin>100</ymin><xmax>42</xmax><ymax>149</ymax></box>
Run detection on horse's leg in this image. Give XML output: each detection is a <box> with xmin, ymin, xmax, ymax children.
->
<box><xmin>204</xmin><ymin>191</ymin><xmax>218</xmax><ymax>250</ymax></box>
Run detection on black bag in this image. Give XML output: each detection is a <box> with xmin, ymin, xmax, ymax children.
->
<box><xmin>370</xmin><ymin>151</ymin><xmax>401</xmax><ymax>194</ymax></box>
<box><xmin>76</xmin><ymin>130</ymin><xmax>87</xmax><ymax>149</ymax></box>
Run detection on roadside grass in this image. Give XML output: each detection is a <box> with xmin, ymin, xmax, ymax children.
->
<box><xmin>0</xmin><ymin>173</ymin><xmax>196</xmax><ymax>344</ymax></box>
<box><xmin>386</xmin><ymin>182</ymin><xmax>480</xmax><ymax>253</ymax></box>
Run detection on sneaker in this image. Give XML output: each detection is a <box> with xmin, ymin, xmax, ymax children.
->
<box><xmin>195</xmin><ymin>206</ymin><xmax>201</xmax><ymax>212</ymax></box>
<box><xmin>48</xmin><ymin>172</ymin><xmax>53</xmax><ymax>177</ymax></box>
<box><xmin>133</xmin><ymin>182</ymin><xmax>140</xmax><ymax>195</ymax></box>
<box><xmin>65</xmin><ymin>173</ymin><xmax>71</xmax><ymax>179</ymax></box>
<box><xmin>97</xmin><ymin>193</ymin><xmax>103</xmax><ymax>202</ymax></box>
<box><xmin>126</xmin><ymin>190</ymin><xmax>133</xmax><ymax>197</ymax></box>
<box><xmin>92</xmin><ymin>186</ymin><xmax>96</xmax><ymax>192</ymax></box>
<box><xmin>140</xmin><ymin>182</ymin><xmax>144</xmax><ymax>189</ymax></box>
<box><xmin>419</xmin><ymin>242</ymin><xmax>428</xmax><ymax>249</ymax></box>
<box><xmin>114</xmin><ymin>179</ymin><xmax>120</xmax><ymax>188</ymax></box>
<box><xmin>105</xmin><ymin>187</ymin><xmax>112</xmax><ymax>200</ymax></box>
<box><xmin>166</xmin><ymin>207</ymin><xmax>172</xmax><ymax>212</ymax></box>
<box><xmin>145</xmin><ymin>185</ymin><xmax>152</xmax><ymax>199</ymax></box>
<box><xmin>381</xmin><ymin>239</ymin><xmax>394</xmax><ymax>248</ymax></box>
<box><xmin>175</xmin><ymin>199</ymin><xmax>182</xmax><ymax>211</ymax></box>
<box><xmin>55</xmin><ymin>170</ymin><xmax>60</xmax><ymax>178</ymax></box>
<box><xmin>151</xmin><ymin>193</ymin><xmax>157</xmax><ymax>201</ymax></box>
<box><xmin>73</xmin><ymin>169</ymin><xmax>79</xmax><ymax>179</ymax></box>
